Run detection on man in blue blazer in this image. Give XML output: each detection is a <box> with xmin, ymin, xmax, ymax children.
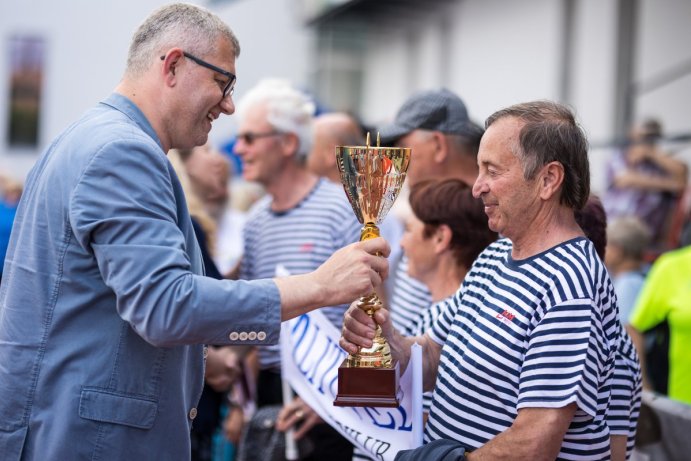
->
<box><xmin>0</xmin><ymin>4</ymin><xmax>388</xmax><ymax>460</ymax></box>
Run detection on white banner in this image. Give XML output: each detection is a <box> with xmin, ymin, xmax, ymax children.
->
<box><xmin>280</xmin><ymin>310</ymin><xmax>423</xmax><ymax>461</ymax></box>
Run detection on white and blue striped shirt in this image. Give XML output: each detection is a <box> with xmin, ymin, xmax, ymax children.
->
<box><xmin>240</xmin><ymin>178</ymin><xmax>361</xmax><ymax>371</ymax></box>
<box><xmin>425</xmin><ymin>238</ymin><xmax>619</xmax><ymax>460</ymax></box>
<box><xmin>390</xmin><ymin>256</ymin><xmax>432</xmax><ymax>334</ymax></box>
<box><xmin>608</xmin><ymin>325</ymin><xmax>642</xmax><ymax>457</ymax></box>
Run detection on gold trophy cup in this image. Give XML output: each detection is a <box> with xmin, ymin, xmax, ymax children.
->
<box><xmin>333</xmin><ymin>134</ymin><xmax>410</xmax><ymax>407</ymax></box>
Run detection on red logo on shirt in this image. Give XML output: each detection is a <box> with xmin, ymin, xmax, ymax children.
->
<box><xmin>496</xmin><ymin>309</ymin><xmax>515</xmax><ymax>324</ymax></box>
<box><xmin>300</xmin><ymin>242</ymin><xmax>314</xmax><ymax>252</ymax></box>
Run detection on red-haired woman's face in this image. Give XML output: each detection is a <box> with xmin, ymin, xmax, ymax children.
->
<box><xmin>400</xmin><ymin>213</ymin><xmax>437</xmax><ymax>283</ymax></box>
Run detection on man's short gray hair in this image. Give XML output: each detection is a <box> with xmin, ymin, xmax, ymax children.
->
<box><xmin>607</xmin><ymin>217</ymin><xmax>652</xmax><ymax>260</ymax></box>
<box><xmin>237</xmin><ymin>79</ymin><xmax>316</xmax><ymax>160</ymax></box>
<box><xmin>486</xmin><ymin>100</ymin><xmax>590</xmax><ymax>210</ymax></box>
<box><xmin>126</xmin><ymin>3</ymin><xmax>240</xmax><ymax>78</ymax></box>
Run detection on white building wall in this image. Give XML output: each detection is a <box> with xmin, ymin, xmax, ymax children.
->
<box><xmin>636</xmin><ymin>0</ymin><xmax>691</xmax><ymax>136</ymax></box>
<box><xmin>0</xmin><ymin>0</ymin><xmax>312</xmax><ymax>180</ymax></box>
<box><xmin>2</xmin><ymin>0</ymin><xmax>689</xmax><ymax>190</ymax></box>
<box><xmin>569</xmin><ymin>0</ymin><xmax>621</xmax><ymax>194</ymax></box>
<box><xmin>360</xmin><ymin>28</ymin><xmax>412</xmax><ymax>124</ymax></box>
<box><xmin>351</xmin><ymin>0</ymin><xmax>690</xmax><ymax>194</ymax></box>
<box><xmin>361</xmin><ymin>0</ymin><xmax>565</xmax><ymax>133</ymax></box>
<box><xmin>447</xmin><ymin>0</ymin><xmax>563</xmax><ymax>122</ymax></box>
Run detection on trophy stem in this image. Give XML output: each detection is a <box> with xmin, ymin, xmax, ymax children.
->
<box><xmin>360</xmin><ymin>222</ymin><xmax>380</xmax><ymax>241</ymax></box>
<box><xmin>344</xmin><ymin>222</ymin><xmax>393</xmax><ymax>369</ymax></box>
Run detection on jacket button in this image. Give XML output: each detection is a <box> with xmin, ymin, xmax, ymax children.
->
<box><xmin>257</xmin><ymin>331</ymin><xmax>266</xmax><ymax>341</ymax></box>
<box><xmin>229</xmin><ymin>332</ymin><xmax>239</xmax><ymax>341</ymax></box>
<box><xmin>189</xmin><ymin>408</ymin><xmax>198</xmax><ymax>420</ymax></box>
<box><xmin>203</xmin><ymin>347</ymin><xmax>209</xmax><ymax>358</ymax></box>
<box><xmin>248</xmin><ymin>331</ymin><xmax>257</xmax><ymax>340</ymax></box>
<box><xmin>239</xmin><ymin>332</ymin><xmax>248</xmax><ymax>341</ymax></box>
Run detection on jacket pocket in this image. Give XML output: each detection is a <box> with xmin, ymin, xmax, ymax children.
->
<box><xmin>78</xmin><ymin>387</ymin><xmax>157</xmax><ymax>429</ymax></box>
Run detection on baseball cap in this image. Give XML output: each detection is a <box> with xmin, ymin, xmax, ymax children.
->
<box><xmin>378</xmin><ymin>88</ymin><xmax>483</xmax><ymax>145</ymax></box>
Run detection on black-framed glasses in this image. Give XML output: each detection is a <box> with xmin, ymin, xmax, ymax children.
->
<box><xmin>236</xmin><ymin>131</ymin><xmax>284</xmax><ymax>145</ymax></box>
<box><xmin>160</xmin><ymin>51</ymin><xmax>236</xmax><ymax>99</ymax></box>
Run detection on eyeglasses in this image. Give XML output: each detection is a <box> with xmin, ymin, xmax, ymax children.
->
<box><xmin>236</xmin><ymin>131</ymin><xmax>284</xmax><ymax>145</ymax></box>
<box><xmin>160</xmin><ymin>51</ymin><xmax>236</xmax><ymax>99</ymax></box>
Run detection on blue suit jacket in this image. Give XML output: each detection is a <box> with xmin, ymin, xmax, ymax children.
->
<box><xmin>0</xmin><ymin>94</ymin><xmax>281</xmax><ymax>460</ymax></box>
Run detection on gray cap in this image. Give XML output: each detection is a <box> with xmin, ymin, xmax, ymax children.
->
<box><xmin>378</xmin><ymin>88</ymin><xmax>483</xmax><ymax>145</ymax></box>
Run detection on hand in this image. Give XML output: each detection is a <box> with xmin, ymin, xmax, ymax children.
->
<box><xmin>276</xmin><ymin>237</ymin><xmax>390</xmax><ymax>320</ymax></box>
<box><xmin>222</xmin><ymin>404</ymin><xmax>245</xmax><ymax>445</ymax></box>
<box><xmin>339</xmin><ymin>301</ymin><xmax>393</xmax><ymax>356</ymax></box>
<box><xmin>313</xmin><ymin>237</ymin><xmax>390</xmax><ymax>307</ymax></box>
<box><xmin>275</xmin><ymin>396</ymin><xmax>322</xmax><ymax>440</ymax></box>
<box><xmin>613</xmin><ymin>171</ymin><xmax>637</xmax><ymax>188</ymax></box>
<box><xmin>204</xmin><ymin>346</ymin><xmax>241</xmax><ymax>392</ymax></box>
<box><xmin>626</xmin><ymin>144</ymin><xmax>652</xmax><ymax>165</ymax></box>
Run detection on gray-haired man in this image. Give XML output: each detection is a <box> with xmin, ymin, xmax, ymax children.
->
<box><xmin>0</xmin><ymin>5</ymin><xmax>387</xmax><ymax>459</ymax></box>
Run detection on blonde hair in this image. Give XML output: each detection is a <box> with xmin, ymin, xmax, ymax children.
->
<box><xmin>607</xmin><ymin>217</ymin><xmax>652</xmax><ymax>261</ymax></box>
<box><xmin>168</xmin><ymin>149</ymin><xmax>218</xmax><ymax>255</ymax></box>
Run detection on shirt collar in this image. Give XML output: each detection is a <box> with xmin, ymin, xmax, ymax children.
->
<box><xmin>100</xmin><ymin>93</ymin><xmax>163</xmax><ymax>151</ymax></box>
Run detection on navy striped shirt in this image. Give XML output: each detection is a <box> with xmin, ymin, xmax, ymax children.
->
<box><xmin>240</xmin><ymin>178</ymin><xmax>361</xmax><ymax>371</ymax></box>
<box><xmin>390</xmin><ymin>256</ymin><xmax>432</xmax><ymax>333</ymax></box>
<box><xmin>608</xmin><ymin>324</ymin><xmax>642</xmax><ymax>458</ymax></box>
<box><xmin>425</xmin><ymin>238</ymin><xmax>619</xmax><ymax>460</ymax></box>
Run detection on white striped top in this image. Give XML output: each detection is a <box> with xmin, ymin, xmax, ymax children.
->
<box><xmin>424</xmin><ymin>238</ymin><xmax>619</xmax><ymax>460</ymax></box>
<box><xmin>240</xmin><ymin>178</ymin><xmax>361</xmax><ymax>371</ymax></box>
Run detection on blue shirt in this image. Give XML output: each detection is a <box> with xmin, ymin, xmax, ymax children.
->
<box><xmin>0</xmin><ymin>93</ymin><xmax>281</xmax><ymax>460</ymax></box>
<box><xmin>613</xmin><ymin>270</ymin><xmax>646</xmax><ymax>323</ymax></box>
<box><xmin>0</xmin><ymin>200</ymin><xmax>17</xmax><ymax>275</ymax></box>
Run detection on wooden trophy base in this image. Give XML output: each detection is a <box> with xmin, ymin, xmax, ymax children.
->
<box><xmin>333</xmin><ymin>358</ymin><xmax>400</xmax><ymax>407</ymax></box>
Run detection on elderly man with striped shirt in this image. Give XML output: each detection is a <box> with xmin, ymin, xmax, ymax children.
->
<box><xmin>234</xmin><ymin>79</ymin><xmax>361</xmax><ymax>460</ymax></box>
<box><xmin>342</xmin><ymin>101</ymin><xmax>625</xmax><ymax>460</ymax></box>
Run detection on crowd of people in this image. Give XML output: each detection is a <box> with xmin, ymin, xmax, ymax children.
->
<box><xmin>0</xmin><ymin>3</ymin><xmax>689</xmax><ymax>461</ymax></box>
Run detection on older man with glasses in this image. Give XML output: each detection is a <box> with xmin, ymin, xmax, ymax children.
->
<box><xmin>0</xmin><ymin>4</ymin><xmax>388</xmax><ymax>460</ymax></box>
<box><xmin>232</xmin><ymin>79</ymin><xmax>362</xmax><ymax>461</ymax></box>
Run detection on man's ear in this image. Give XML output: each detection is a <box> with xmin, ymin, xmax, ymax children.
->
<box><xmin>539</xmin><ymin>161</ymin><xmax>565</xmax><ymax>200</ymax></box>
<box><xmin>161</xmin><ymin>49</ymin><xmax>184</xmax><ymax>88</ymax></box>
<box><xmin>431</xmin><ymin>131</ymin><xmax>448</xmax><ymax>164</ymax></box>
<box><xmin>280</xmin><ymin>132</ymin><xmax>300</xmax><ymax>158</ymax></box>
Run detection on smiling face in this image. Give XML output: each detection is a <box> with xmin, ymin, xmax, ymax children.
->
<box><xmin>169</xmin><ymin>39</ymin><xmax>237</xmax><ymax>150</ymax></box>
<box><xmin>234</xmin><ymin>102</ymin><xmax>288</xmax><ymax>187</ymax></box>
<box><xmin>472</xmin><ymin>117</ymin><xmax>541</xmax><ymax>241</ymax></box>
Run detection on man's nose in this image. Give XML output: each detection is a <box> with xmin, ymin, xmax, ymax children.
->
<box><xmin>220</xmin><ymin>95</ymin><xmax>235</xmax><ymax>115</ymax></box>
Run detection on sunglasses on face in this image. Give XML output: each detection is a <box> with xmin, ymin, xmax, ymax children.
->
<box><xmin>236</xmin><ymin>131</ymin><xmax>284</xmax><ymax>145</ymax></box>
